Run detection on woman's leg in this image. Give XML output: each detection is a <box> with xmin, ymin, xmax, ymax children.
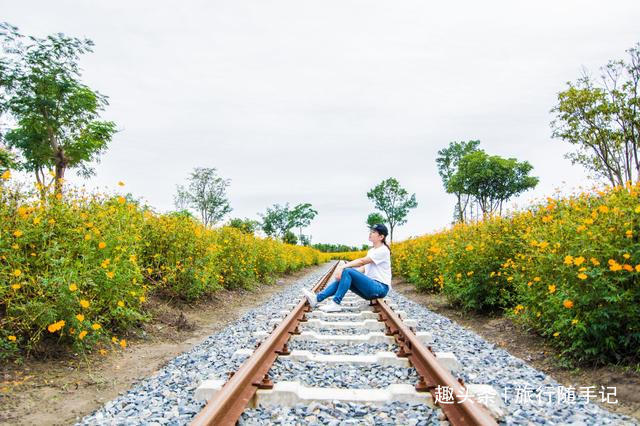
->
<box><xmin>347</xmin><ymin>285</ymin><xmax>368</xmax><ymax>300</ymax></box>
<box><xmin>331</xmin><ymin>268</ymin><xmax>388</xmax><ymax>304</ymax></box>
<box><xmin>348</xmin><ymin>270</ymin><xmax>389</xmax><ymax>300</ymax></box>
<box><xmin>315</xmin><ymin>279</ymin><xmax>339</xmax><ymax>303</ymax></box>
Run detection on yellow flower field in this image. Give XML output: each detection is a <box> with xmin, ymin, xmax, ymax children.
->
<box><xmin>393</xmin><ymin>182</ymin><xmax>640</xmax><ymax>365</ymax></box>
<box><xmin>0</xmin><ymin>181</ymin><xmax>328</xmax><ymax>361</ymax></box>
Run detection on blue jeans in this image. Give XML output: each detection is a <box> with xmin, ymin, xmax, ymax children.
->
<box><xmin>316</xmin><ymin>268</ymin><xmax>389</xmax><ymax>304</ymax></box>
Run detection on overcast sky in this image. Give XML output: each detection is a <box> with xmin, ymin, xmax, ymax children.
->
<box><xmin>3</xmin><ymin>1</ymin><xmax>640</xmax><ymax>246</ymax></box>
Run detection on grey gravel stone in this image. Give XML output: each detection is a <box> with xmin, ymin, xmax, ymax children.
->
<box><xmin>75</xmin><ymin>262</ymin><xmax>639</xmax><ymax>426</ymax></box>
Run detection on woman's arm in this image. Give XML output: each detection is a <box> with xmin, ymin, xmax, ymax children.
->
<box><xmin>334</xmin><ymin>257</ymin><xmax>372</xmax><ymax>279</ymax></box>
<box><xmin>341</xmin><ymin>257</ymin><xmax>373</xmax><ymax>269</ymax></box>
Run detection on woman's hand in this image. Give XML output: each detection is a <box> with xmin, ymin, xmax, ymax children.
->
<box><xmin>334</xmin><ymin>260</ymin><xmax>348</xmax><ymax>280</ymax></box>
<box><xmin>334</xmin><ymin>264</ymin><xmax>344</xmax><ymax>281</ymax></box>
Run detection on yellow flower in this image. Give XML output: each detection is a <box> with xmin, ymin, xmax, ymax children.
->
<box><xmin>635</xmin><ymin>205</ymin><xmax>640</xmax><ymax>213</ymax></box>
<box><xmin>91</xmin><ymin>323</ymin><xmax>101</xmax><ymax>330</ymax></box>
<box><xmin>47</xmin><ymin>320</ymin><xmax>65</xmax><ymax>333</ymax></box>
<box><xmin>13</xmin><ymin>230</ymin><xmax>23</xmax><ymax>237</ymax></box>
<box><xmin>11</xmin><ymin>283</ymin><xmax>21</xmax><ymax>290</ymax></box>
<box><xmin>12</xmin><ymin>269</ymin><xmax>22</xmax><ymax>277</ymax></box>
<box><xmin>33</xmin><ymin>217</ymin><xmax>41</xmax><ymax>225</ymax></box>
<box><xmin>118</xmin><ymin>181</ymin><xmax>125</xmax><ymax>186</ymax></box>
<box><xmin>533</xmin><ymin>276</ymin><xmax>541</xmax><ymax>282</ymax></box>
<box><xmin>119</xmin><ymin>339</ymin><xmax>127</xmax><ymax>348</ymax></box>
<box><xmin>139</xmin><ymin>296</ymin><xmax>146</xmax><ymax>303</ymax></box>
<box><xmin>1</xmin><ymin>170</ymin><xmax>11</xmax><ymax>180</ymax></box>
<box><xmin>80</xmin><ymin>299</ymin><xmax>90</xmax><ymax>308</ymax></box>
<box><xmin>573</xmin><ymin>256</ymin><xmax>585</xmax><ymax>266</ymax></box>
<box><xmin>69</xmin><ymin>283</ymin><xmax>78</xmax><ymax>292</ymax></box>
<box><xmin>590</xmin><ymin>258</ymin><xmax>600</xmax><ymax>266</ymax></box>
<box><xmin>76</xmin><ymin>314</ymin><xmax>85</xmax><ymax>322</ymax></box>
<box><xmin>577</xmin><ymin>273</ymin><xmax>588</xmax><ymax>280</ymax></box>
<box><xmin>117</xmin><ymin>300</ymin><xmax>124</xmax><ymax>307</ymax></box>
<box><xmin>563</xmin><ymin>255</ymin><xmax>574</xmax><ymax>265</ymax></box>
<box><xmin>147</xmin><ymin>268</ymin><xmax>152</xmax><ymax>274</ymax></box>
<box><xmin>598</xmin><ymin>205</ymin><xmax>609</xmax><ymax>213</ymax></box>
<box><xmin>571</xmin><ymin>319</ymin><xmax>579</xmax><ymax>325</ymax></box>
<box><xmin>111</xmin><ymin>336</ymin><xmax>119</xmax><ymax>343</ymax></box>
<box><xmin>106</xmin><ymin>271</ymin><xmax>115</xmax><ymax>279</ymax></box>
<box><xmin>623</xmin><ymin>253</ymin><xmax>631</xmax><ymax>259</ymax></box>
<box><xmin>48</xmin><ymin>218</ymin><xmax>55</xmax><ymax>225</ymax></box>
<box><xmin>583</xmin><ymin>218</ymin><xmax>594</xmax><ymax>225</ymax></box>
<box><xmin>78</xmin><ymin>330</ymin><xmax>88</xmax><ymax>340</ymax></box>
<box><xmin>563</xmin><ymin>299</ymin><xmax>574</xmax><ymax>309</ymax></box>
<box><xmin>465</xmin><ymin>245</ymin><xmax>473</xmax><ymax>251</ymax></box>
<box><xmin>8</xmin><ymin>335</ymin><xmax>16</xmax><ymax>341</ymax></box>
<box><xmin>623</xmin><ymin>264</ymin><xmax>633</xmax><ymax>272</ymax></box>
<box><xmin>84</xmin><ymin>233</ymin><xmax>92</xmax><ymax>240</ymax></box>
<box><xmin>117</xmin><ymin>196</ymin><xmax>126</xmax><ymax>204</ymax></box>
<box><xmin>553</xmin><ymin>331</ymin><xmax>560</xmax><ymax>337</ymax></box>
<box><xmin>11</xmin><ymin>244</ymin><xmax>19</xmax><ymax>250</ymax></box>
<box><xmin>548</xmin><ymin>284</ymin><xmax>556</xmax><ymax>293</ymax></box>
<box><xmin>98</xmin><ymin>241</ymin><xmax>107</xmax><ymax>249</ymax></box>
<box><xmin>99</xmin><ymin>349</ymin><xmax>108</xmax><ymax>355</ymax></box>
<box><xmin>542</xmin><ymin>215</ymin><xmax>553</xmax><ymax>223</ymax></box>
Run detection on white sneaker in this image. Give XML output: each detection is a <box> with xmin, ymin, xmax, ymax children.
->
<box><xmin>302</xmin><ymin>289</ymin><xmax>317</xmax><ymax>308</ymax></box>
<box><xmin>319</xmin><ymin>300</ymin><xmax>342</xmax><ymax>312</ymax></box>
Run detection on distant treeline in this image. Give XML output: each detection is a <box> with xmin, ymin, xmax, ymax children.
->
<box><xmin>312</xmin><ymin>243</ymin><xmax>368</xmax><ymax>253</ymax></box>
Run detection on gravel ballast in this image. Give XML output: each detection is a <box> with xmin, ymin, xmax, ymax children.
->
<box><xmin>76</xmin><ymin>262</ymin><xmax>638</xmax><ymax>425</ymax></box>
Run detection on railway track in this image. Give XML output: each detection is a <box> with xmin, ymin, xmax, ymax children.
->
<box><xmin>191</xmin><ymin>261</ymin><xmax>505</xmax><ymax>425</ymax></box>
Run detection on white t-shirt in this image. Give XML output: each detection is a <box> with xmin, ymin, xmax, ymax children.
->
<box><xmin>364</xmin><ymin>245</ymin><xmax>392</xmax><ymax>287</ymax></box>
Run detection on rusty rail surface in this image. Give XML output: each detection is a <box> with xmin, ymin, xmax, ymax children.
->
<box><xmin>190</xmin><ymin>261</ymin><xmax>339</xmax><ymax>426</ymax></box>
<box><xmin>373</xmin><ymin>298</ymin><xmax>497</xmax><ymax>426</ymax></box>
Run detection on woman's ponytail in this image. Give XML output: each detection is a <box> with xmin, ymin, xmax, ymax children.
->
<box><xmin>382</xmin><ymin>237</ymin><xmax>391</xmax><ymax>254</ymax></box>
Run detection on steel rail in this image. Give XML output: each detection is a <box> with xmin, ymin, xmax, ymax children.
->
<box><xmin>190</xmin><ymin>261</ymin><xmax>339</xmax><ymax>426</ymax></box>
<box><xmin>373</xmin><ymin>297</ymin><xmax>497</xmax><ymax>426</ymax></box>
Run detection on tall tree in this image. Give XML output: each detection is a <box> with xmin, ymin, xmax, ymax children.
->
<box><xmin>260</xmin><ymin>202</ymin><xmax>317</xmax><ymax>243</ymax></box>
<box><xmin>174</xmin><ymin>167</ymin><xmax>232</xmax><ymax>227</ymax></box>
<box><xmin>259</xmin><ymin>203</ymin><xmax>295</xmax><ymax>238</ymax></box>
<box><xmin>0</xmin><ymin>22</ymin><xmax>117</xmax><ymax>195</ymax></box>
<box><xmin>551</xmin><ymin>42</ymin><xmax>640</xmax><ymax>186</ymax></box>
<box><xmin>448</xmin><ymin>150</ymin><xmax>538</xmax><ymax>215</ymax></box>
<box><xmin>366</xmin><ymin>178</ymin><xmax>417</xmax><ymax>244</ymax></box>
<box><xmin>290</xmin><ymin>202</ymin><xmax>318</xmax><ymax>243</ymax></box>
<box><xmin>436</xmin><ymin>140</ymin><xmax>481</xmax><ymax>223</ymax></box>
<box><xmin>366</xmin><ymin>212</ymin><xmax>385</xmax><ymax>228</ymax></box>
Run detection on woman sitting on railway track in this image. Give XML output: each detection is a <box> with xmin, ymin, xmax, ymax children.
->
<box><xmin>302</xmin><ymin>223</ymin><xmax>391</xmax><ymax>313</ymax></box>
